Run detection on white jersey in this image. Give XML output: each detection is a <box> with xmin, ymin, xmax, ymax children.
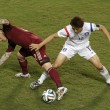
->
<box><xmin>57</xmin><ymin>22</ymin><xmax>99</xmax><ymax>50</ymax></box>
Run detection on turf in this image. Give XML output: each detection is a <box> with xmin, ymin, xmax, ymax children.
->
<box><xmin>0</xmin><ymin>0</ymin><xmax>110</xmax><ymax>110</ymax></box>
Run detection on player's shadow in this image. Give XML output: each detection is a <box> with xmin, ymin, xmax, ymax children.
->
<box><xmin>73</xmin><ymin>85</ymin><xmax>110</xmax><ymax>110</ymax></box>
<box><xmin>79</xmin><ymin>71</ymin><xmax>105</xmax><ymax>84</ymax></box>
<box><xmin>72</xmin><ymin>62</ymin><xmax>106</xmax><ymax>84</ymax></box>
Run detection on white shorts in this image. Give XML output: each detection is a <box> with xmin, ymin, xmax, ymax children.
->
<box><xmin>60</xmin><ymin>44</ymin><xmax>96</xmax><ymax>60</ymax></box>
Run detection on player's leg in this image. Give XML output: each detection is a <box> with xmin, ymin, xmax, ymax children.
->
<box><xmin>15</xmin><ymin>48</ymin><xmax>31</xmax><ymax>78</ymax></box>
<box><xmin>79</xmin><ymin>45</ymin><xmax>110</xmax><ymax>84</ymax></box>
<box><xmin>37</xmin><ymin>71</ymin><xmax>49</xmax><ymax>84</ymax></box>
<box><xmin>35</xmin><ymin>45</ymin><xmax>75</xmax><ymax>87</ymax></box>
<box><xmin>53</xmin><ymin>53</ymin><xmax>68</xmax><ymax>68</ymax></box>
<box><xmin>53</xmin><ymin>44</ymin><xmax>76</xmax><ymax>68</ymax></box>
<box><xmin>42</xmin><ymin>62</ymin><xmax>68</xmax><ymax>100</ymax></box>
<box><xmin>40</xmin><ymin>53</ymin><xmax>68</xmax><ymax>85</ymax></box>
<box><xmin>42</xmin><ymin>62</ymin><xmax>62</xmax><ymax>87</ymax></box>
<box><xmin>37</xmin><ymin>53</ymin><xmax>68</xmax><ymax>85</ymax></box>
<box><xmin>30</xmin><ymin>52</ymin><xmax>67</xmax><ymax>89</ymax></box>
<box><xmin>30</xmin><ymin>47</ymin><xmax>68</xmax><ymax>100</ymax></box>
<box><xmin>89</xmin><ymin>55</ymin><xmax>110</xmax><ymax>84</ymax></box>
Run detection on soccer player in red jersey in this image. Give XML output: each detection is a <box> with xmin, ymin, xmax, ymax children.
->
<box><xmin>0</xmin><ymin>19</ymin><xmax>67</xmax><ymax>100</ymax></box>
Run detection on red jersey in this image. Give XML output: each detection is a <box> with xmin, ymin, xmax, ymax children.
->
<box><xmin>2</xmin><ymin>24</ymin><xmax>50</xmax><ymax>66</ymax></box>
<box><xmin>3</xmin><ymin>24</ymin><xmax>42</xmax><ymax>49</ymax></box>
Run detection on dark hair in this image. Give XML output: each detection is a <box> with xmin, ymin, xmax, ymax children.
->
<box><xmin>70</xmin><ymin>16</ymin><xmax>84</xmax><ymax>28</ymax></box>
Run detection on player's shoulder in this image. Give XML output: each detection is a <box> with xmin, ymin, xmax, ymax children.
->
<box><xmin>65</xmin><ymin>24</ymin><xmax>73</xmax><ymax>32</ymax></box>
<box><xmin>65</xmin><ymin>24</ymin><xmax>72</xmax><ymax>29</ymax></box>
<box><xmin>83</xmin><ymin>22</ymin><xmax>91</xmax><ymax>28</ymax></box>
<box><xmin>84</xmin><ymin>22</ymin><xmax>97</xmax><ymax>28</ymax></box>
<box><xmin>83</xmin><ymin>22</ymin><xmax>94</xmax><ymax>31</ymax></box>
<box><xmin>83</xmin><ymin>22</ymin><xmax>100</xmax><ymax>32</ymax></box>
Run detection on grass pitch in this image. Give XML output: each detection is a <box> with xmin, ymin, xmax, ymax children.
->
<box><xmin>0</xmin><ymin>0</ymin><xmax>110</xmax><ymax>110</ymax></box>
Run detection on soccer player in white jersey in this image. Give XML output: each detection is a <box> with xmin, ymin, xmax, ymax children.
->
<box><xmin>29</xmin><ymin>16</ymin><xmax>110</xmax><ymax>89</ymax></box>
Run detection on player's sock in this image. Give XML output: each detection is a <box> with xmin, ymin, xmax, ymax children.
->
<box><xmin>18</xmin><ymin>59</ymin><xmax>28</xmax><ymax>75</ymax></box>
<box><xmin>100</xmin><ymin>66</ymin><xmax>110</xmax><ymax>80</ymax></box>
<box><xmin>38</xmin><ymin>71</ymin><xmax>49</xmax><ymax>84</ymax></box>
<box><xmin>47</xmin><ymin>67</ymin><xmax>62</xmax><ymax>88</ymax></box>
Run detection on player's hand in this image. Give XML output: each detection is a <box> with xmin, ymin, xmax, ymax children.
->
<box><xmin>29</xmin><ymin>43</ymin><xmax>40</xmax><ymax>51</ymax></box>
<box><xmin>0</xmin><ymin>52</ymin><xmax>12</xmax><ymax>65</ymax></box>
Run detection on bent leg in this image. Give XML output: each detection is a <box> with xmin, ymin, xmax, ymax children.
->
<box><xmin>42</xmin><ymin>62</ymin><xmax>62</xmax><ymax>88</ymax></box>
<box><xmin>37</xmin><ymin>53</ymin><xmax>68</xmax><ymax>84</ymax></box>
<box><xmin>35</xmin><ymin>44</ymin><xmax>74</xmax><ymax>85</ymax></box>
<box><xmin>31</xmin><ymin>48</ymin><xmax>69</xmax><ymax>89</ymax></box>
<box><xmin>42</xmin><ymin>62</ymin><xmax>68</xmax><ymax>100</ymax></box>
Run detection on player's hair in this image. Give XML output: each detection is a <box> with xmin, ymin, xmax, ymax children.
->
<box><xmin>70</xmin><ymin>16</ymin><xmax>84</xmax><ymax>28</ymax></box>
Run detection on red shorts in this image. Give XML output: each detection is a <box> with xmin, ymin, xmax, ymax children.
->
<box><xmin>19</xmin><ymin>46</ymin><xmax>50</xmax><ymax>66</ymax></box>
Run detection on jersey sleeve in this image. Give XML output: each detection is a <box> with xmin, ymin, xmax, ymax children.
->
<box><xmin>6</xmin><ymin>40</ymin><xmax>16</xmax><ymax>52</ymax></box>
<box><xmin>57</xmin><ymin>26</ymin><xmax>70</xmax><ymax>38</ymax></box>
<box><xmin>90</xmin><ymin>23</ymin><xmax>100</xmax><ymax>32</ymax></box>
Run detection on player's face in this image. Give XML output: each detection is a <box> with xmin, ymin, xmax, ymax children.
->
<box><xmin>72</xmin><ymin>26</ymin><xmax>82</xmax><ymax>33</ymax></box>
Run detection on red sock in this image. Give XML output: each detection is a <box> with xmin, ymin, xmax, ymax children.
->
<box><xmin>47</xmin><ymin>67</ymin><xmax>62</xmax><ymax>88</ymax></box>
<box><xmin>18</xmin><ymin>59</ymin><xmax>28</xmax><ymax>74</ymax></box>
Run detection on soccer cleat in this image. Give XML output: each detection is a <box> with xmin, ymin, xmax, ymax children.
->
<box><xmin>15</xmin><ymin>73</ymin><xmax>31</xmax><ymax>78</ymax></box>
<box><xmin>30</xmin><ymin>81</ymin><xmax>41</xmax><ymax>89</ymax></box>
<box><xmin>56</xmin><ymin>86</ymin><xmax>68</xmax><ymax>100</ymax></box>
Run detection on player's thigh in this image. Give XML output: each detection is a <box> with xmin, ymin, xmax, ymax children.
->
<box><xmin>31</xmin><ymin>46</ymin><xmax>51</xmax><ymax>66</ymax></box>
<box><xmin>53</xmin><ymin>53</ymin><xmax>68</xmax><ymax>68</ymax></box>
<box><xmin>17</xmin><ymin>51</ymin><xmax>25</xmax><ymax>60</ymax></box>
<box><xmin>17</xmin><ymin>48</ymin><xmax>32</xmax><ymax>60</ymax></box>
<box><xmin>53</xmin><ymin>45</ymin><xmax>77</xmax><ymax>68</ymax></box>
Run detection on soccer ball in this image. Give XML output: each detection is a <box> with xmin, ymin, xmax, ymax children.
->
<box><xmin>42</xmin><ymin>89</ymin><xmax>56</xmax><ymax>103</ymax></box>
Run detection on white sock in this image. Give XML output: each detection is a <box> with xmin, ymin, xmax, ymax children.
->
<box><xmin>100</xmin><ymin>66</ymin><xmax>110</xmax><ymax>80</ymax></box>
<box><xmin>38</xmin><ymin>71</ymin><xmax>49</xmax><ymax>84</ymax></box>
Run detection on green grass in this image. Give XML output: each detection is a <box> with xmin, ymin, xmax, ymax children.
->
<box><xmin>0</xmin><ymin>0</ymin><xmax>110</xmax><ymax>110</ymax></box>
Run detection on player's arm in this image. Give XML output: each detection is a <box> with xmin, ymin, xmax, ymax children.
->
<box><xmin>0</xmin><ymin>40</ymin><xmax>16</xmax><ymax>65</ymax></box>
<box><xmin>29</xmin><ymin>33</ymin><xmax>59</xmax><ymax>51</ymax></box>
<box><xmin>0</xmin><ymin>30</ymin><xmax>7</xmax><ymax>41</ymax></box>
<box><xmin>0</xmin><ymin>52</ymin><xmax>12</xmax><ymax>65</ymax></box>
<box><xmin>99</xmin><ymin>25</ymin><xmax>110</xmax><ymax>41</ymax></box>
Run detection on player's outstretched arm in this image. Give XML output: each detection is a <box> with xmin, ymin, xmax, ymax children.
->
<box><xmin>99</xmin><ymin>25</ymin><xmax>110</xmax><ymax>42</ymax></box>
<box><xmin>29</xmin><ymin>33</ymin><xmax>59</xmax><ymax>51</ymax></box>
<box><xmin>0</xmin><ymin>30</ymin><xmax>7</xmax><ymax>41</ymax></box>
<box><xmin>0</xmin><ymin>19</ymin><xmax>9</xmax><ymax>25</ymax></box>
<box><xmin>0</xmin><ymin>52</ymin><xmax>12</xmax><ymax>65</ymax></box>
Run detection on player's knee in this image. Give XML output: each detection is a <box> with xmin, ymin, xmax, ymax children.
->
<box><xmin>17</xmin><ymin>52</ymin><xmax>25</xmax><ymax>61</ymax></box>
<box><xmin>52</xmin><ymin>63</ymin><xmax>60</xmax><ymax>68</ymax></box>
<box><xmin>42</xmin><ymin>62</ymin><xmax>52</xmax><ymax>71</ymax></box>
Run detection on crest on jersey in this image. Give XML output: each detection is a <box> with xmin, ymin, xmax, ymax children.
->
<box><xmin>84</xmin><ymin>32</ymin><xmax>89</xmax><ymax>36</ymax></box>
